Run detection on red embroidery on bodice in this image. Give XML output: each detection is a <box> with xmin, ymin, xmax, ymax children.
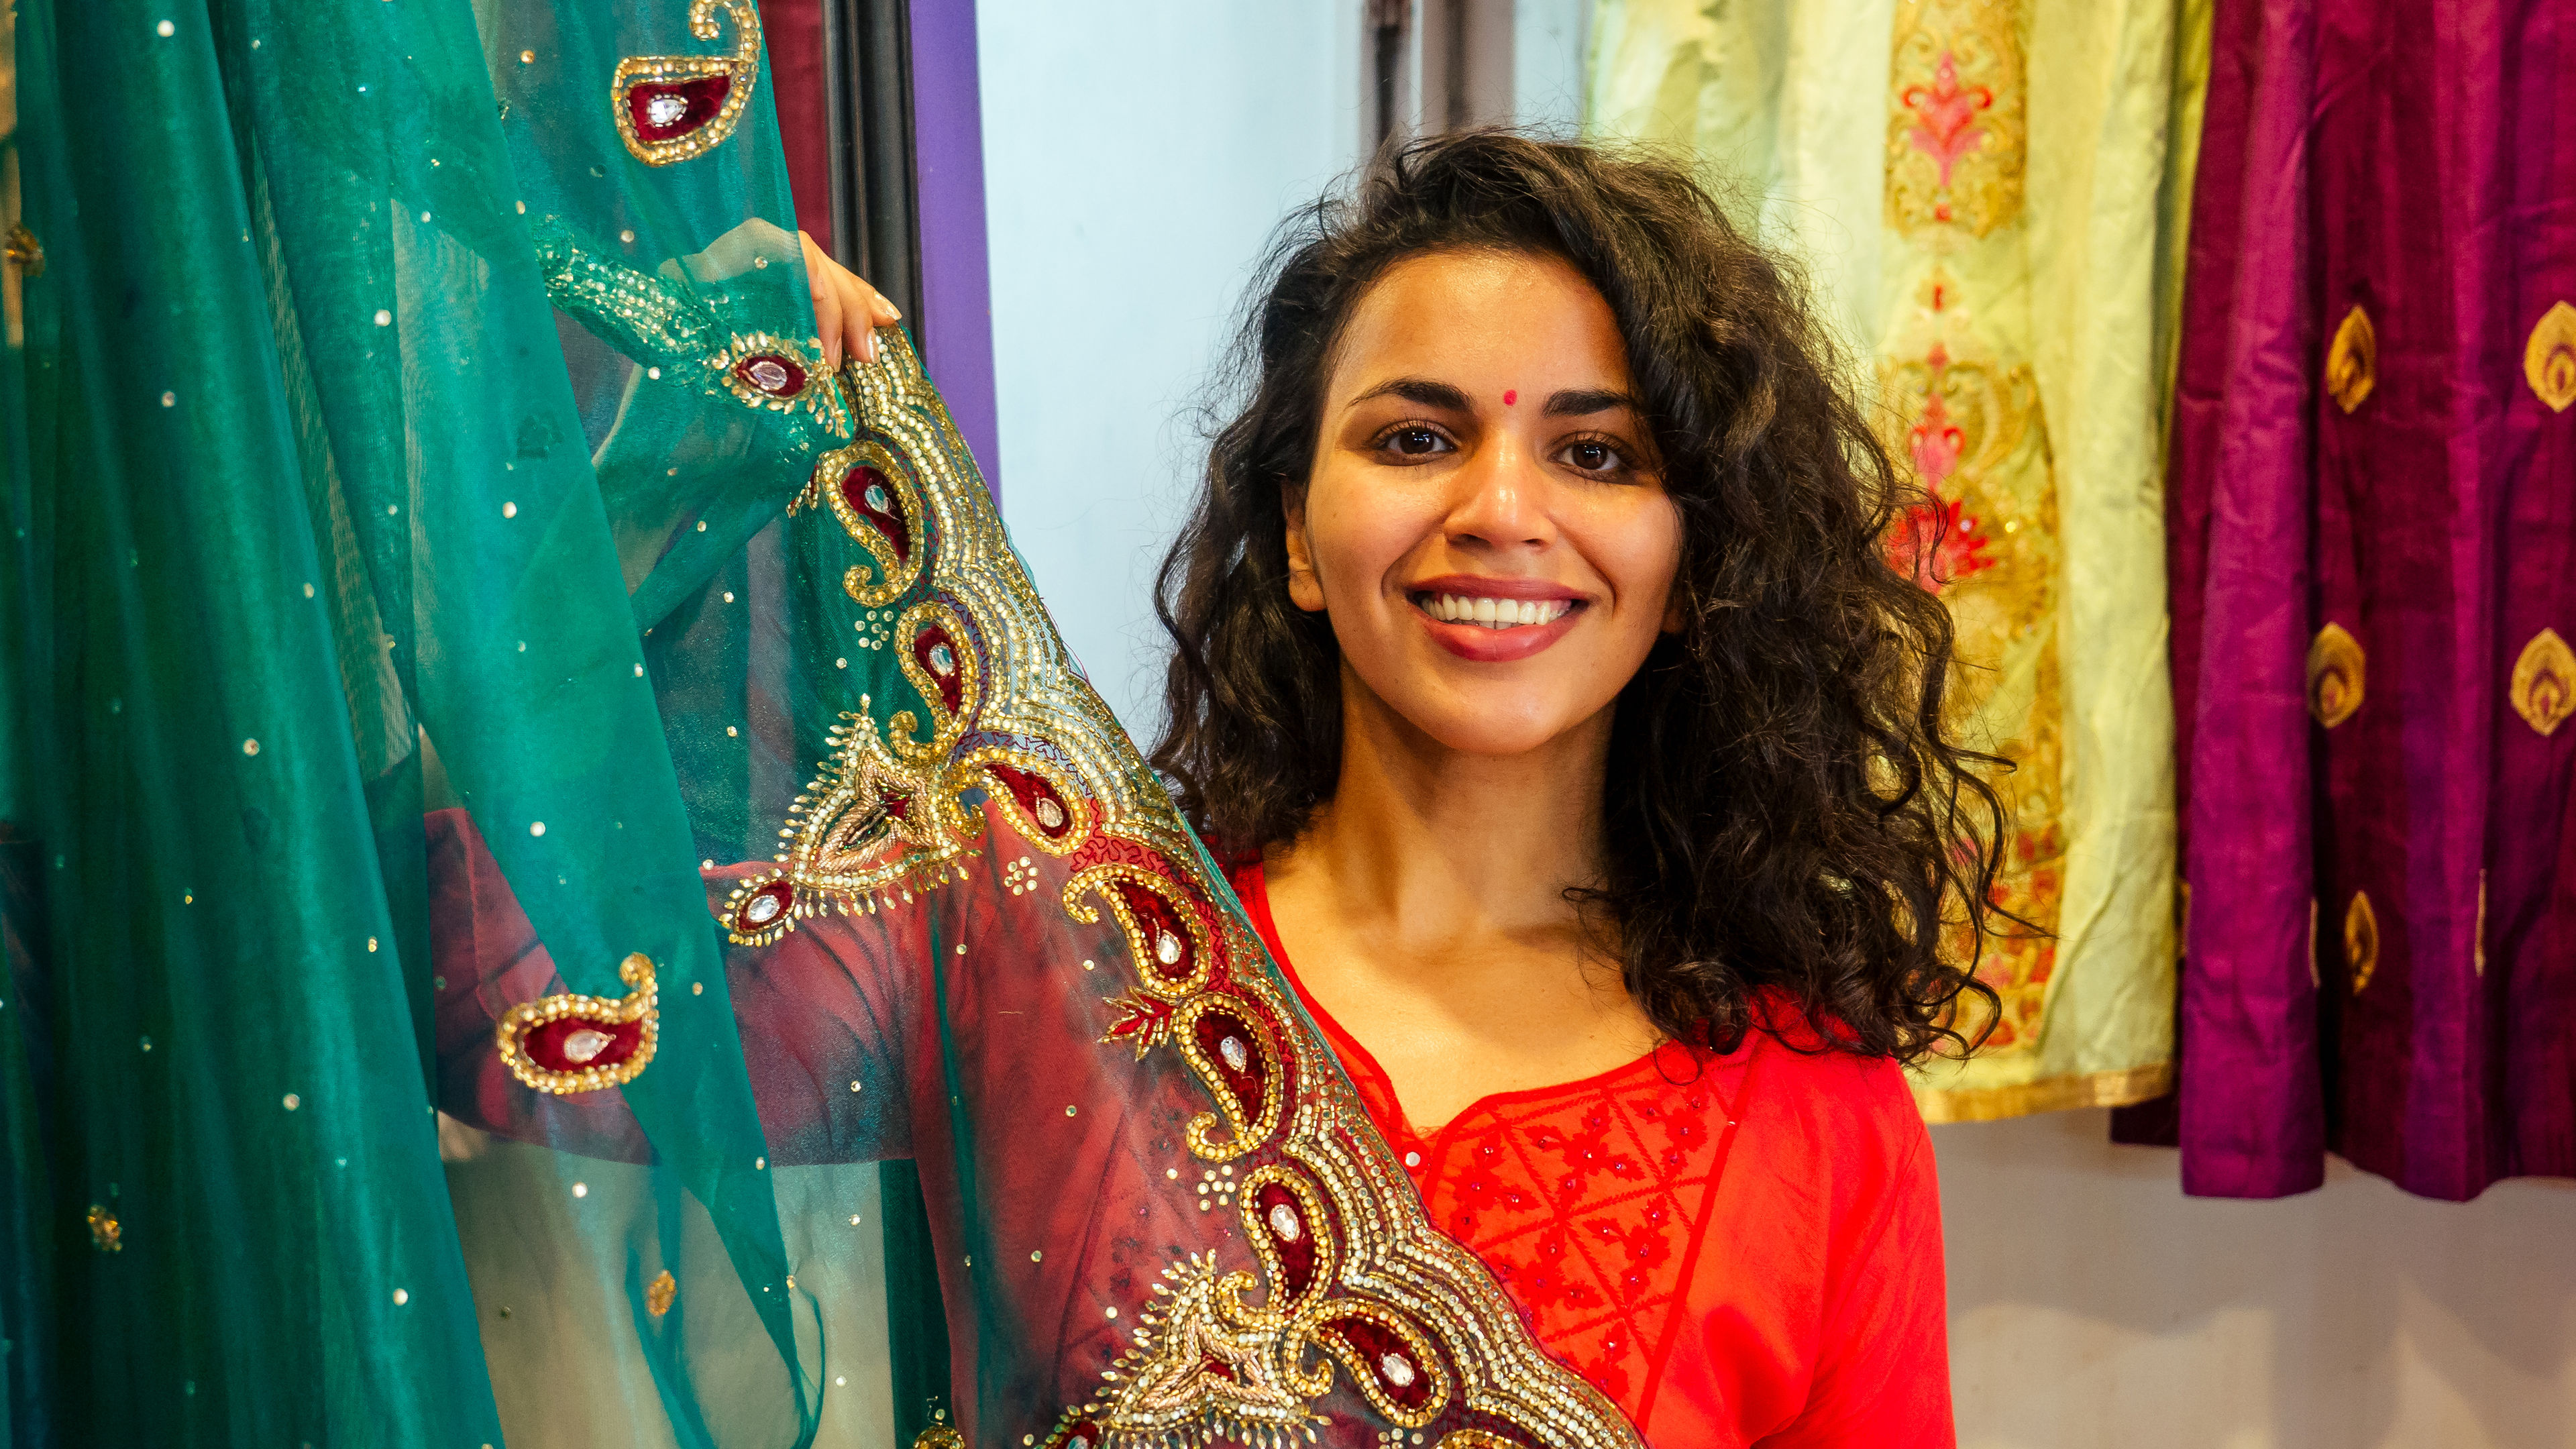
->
<box><xmin>1376</xmin><ymin>1052</ymin><xmax>1735</xmax><ymax>1411</ymax></box>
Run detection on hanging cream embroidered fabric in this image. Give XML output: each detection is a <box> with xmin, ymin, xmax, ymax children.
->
<box><xmin>1591</xmin><ymin>0</ymin><xmax>2204</xmax><ymax>1120</ymax></box>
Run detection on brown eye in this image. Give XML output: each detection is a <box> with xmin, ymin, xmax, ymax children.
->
<box><xmin>1387</xmin><ymin>427</ymin><xmax>1451</xmax><ymax>458</ymax></box>
<box><xmin>1562</xmin><ymin>440</ymin><xmax>1623</xmax><ymax>474</ymax></box>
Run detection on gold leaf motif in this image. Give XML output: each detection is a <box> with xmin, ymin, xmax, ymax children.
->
<box><xmin>910</xmin><ymin>1427</ymin><xmax>964</xmax><ymax>1449</ymax></box>
<box><xmin>2512</xmin><ymin>627</ymin><xmax>2576</xmax><ymax>736</ymax></box>
<box><xmin>646</xmin><ymin>1269</ymin><xmax>678</xmax><ymax>1318</ymax></box>
<box><xmin>2307</xmin><ymin>622</ymin><xmax>2365</xmax><ymax>728</ymax></box>
<box><xmin>2325</xmin><ymin>305</ymin><xmax>2377</xmax><ymax>414</ymax></box>
<box><xmin>611</xmin><ymin>0</ymin><xmax>763</xmax><ymax>166</ymax></box>
<box><xmin>2526</xmin><ymin>301</ymin><xmax>2576</xmax><ymax>413</ymax></box>
<box><xmin>2344</xmin><ymin>891</ymin><xmax>2379</xmax><ymax>994</ymax></box>
<box><xmin>87</xmin><ymin>1204</ymin><xmax>121</xmax><ymax>1253</ymax></box>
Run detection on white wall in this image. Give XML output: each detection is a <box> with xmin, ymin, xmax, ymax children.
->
<box><xmin>979</xmin><ymin>1</ymin><xmax>1363</xmax><ymax>733</ymax></box>
<box><xmin>975</xmin><ymin>8</ymin><xmax>2576</xmax><ymax>1447</ymax></box>
<box><xmin>1937</xmin><ymin>1112</ymin><xmax>2576</xmax><ymax>1449</ymax></box>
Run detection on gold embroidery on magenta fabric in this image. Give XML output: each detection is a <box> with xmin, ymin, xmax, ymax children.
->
<box><xmin>612</xmin><ymin>0</ymin><xmax>763</xmax><ymax>166</ymax></box>
<box><xmin>2326</xmin><ymin>305</ymin><xmax>2377</xmax><ymax>415</ymax></box>
<box><xmin>2526</xmin><ymin>302</ymin><xmax>2576</xmax><ymax>413</ymax></box>
<box><xmin>2307</xmin><ymin>623</ymin><xmax>2365</xmax><ymax>729</ymax></box>
<box><xmin>761</xmin><ymin>331</ymin><xmax>1638</xmax><ymax>1448</ymax></box>
<box><xmin>2512</xmin><ymin>627</ymin><xmax>2576</xmax><ymax>737</ymax></box>
<box><xmin>2343</xmin><ymin>891</ymin><xmax>2379</xmax><ymax>994</ymax></box>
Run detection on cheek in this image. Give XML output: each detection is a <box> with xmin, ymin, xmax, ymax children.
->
<box><xmin>1588</xmin><ymin>497</ymin><xmax>1686</xmax><ymax>627</ymax></box>
<box><xmin>1304</xmin><ymin>473</ymin><xmax>1436</xmax><ymax>604</ymax></box>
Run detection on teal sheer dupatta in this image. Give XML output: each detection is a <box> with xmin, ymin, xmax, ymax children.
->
<box><xmin>5</xmin><ymin>0</ymin><xmax>828</xmax><ymax>1440</ymax></box>
<box><xmin>1</xmin><ymin>1</ymin><xmax>1639</xmax><ymax>1444</ymax></box>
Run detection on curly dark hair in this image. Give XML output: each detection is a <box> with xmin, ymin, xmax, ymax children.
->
<box><xmin>1148</xmin><ymin>131</ymin><xmax>2004</xmax><ymax>1065</ymax></box>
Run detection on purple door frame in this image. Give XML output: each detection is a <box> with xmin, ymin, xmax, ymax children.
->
<box><xmin>909</xmin><ymin>1</ymin><xmax>1001</xmax><ymax>494</ymax></box>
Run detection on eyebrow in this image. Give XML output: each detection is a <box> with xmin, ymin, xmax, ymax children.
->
<box><xmin>1348</xmin><ymin>376</ymin><xmax>1472</xmax><ymax>411</ymax></box>
<box><xmin>1542</xmin><ymin>387</ymin><xmax>1639</xmax><ymax>417</ymax></box>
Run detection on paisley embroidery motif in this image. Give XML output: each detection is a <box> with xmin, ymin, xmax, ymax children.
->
<box><xmin>2307</xmin><ymin>622</ymin><xmax>2365</xmax><ymax>729</ymax></box>
<box><xmin>493</xmin><ymin>952</ymin><xmax>661</xmax><ymax>1094</ymax></box>
<box><xmin>612</xmin><ymin>0</ymin><xmax>763</xmax><ymax>166</ymax></box>
<box><xmin>2512</xmin><ymin>627</ymin><xmax>2576</xmax><ymax>737</ymax></box>
<box><xmin>2326</xmin><ymin>305</ymin><xmax>2377</xmax><ymax>415</ymax></box>
<box><xmin>2526</xmin><ymin>301</ymin><xmax>2576</xmax><ymax>413</ymax></box>
<box><xmin>2343</xmin><ymin>891</ymin><xmax>2379</xmax><ymax>994</ymax></box>
<box><xmin>755</xmin><ymin>331</ymin><xmax>1635</xmax><ymax>1448</ymax></box>
<box><xmin>803</xmin><ymin>441</ymin><xmax>930</xmax><ymax>606</ymax></box>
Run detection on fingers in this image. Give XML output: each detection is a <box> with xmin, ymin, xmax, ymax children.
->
<box><xmin>810</xmin><ymin>262</ymin><xmax>846</xmax><ymax>370</ymax></box>
<box><xmin>798</xmin><ymin>228</ymin><xmax>902</xmax><ymax>369</ymax></box>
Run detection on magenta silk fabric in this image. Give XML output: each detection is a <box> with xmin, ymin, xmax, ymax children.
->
<box><xmin>2137</xmin><ymin>0</ymin><xmax>2576</xmax><ymax>1200</ymax></box>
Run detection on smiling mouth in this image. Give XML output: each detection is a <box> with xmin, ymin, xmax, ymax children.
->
<box><xmin>1411</xmin><ymin>592</ymin><xmax>1579</xmax><ymax>630</ymax></box>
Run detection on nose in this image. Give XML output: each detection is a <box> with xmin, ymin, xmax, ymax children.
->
<box><xmin>1442</xmin><ymin>431</ymin><xmax>1554</xmax><ymax>553</ymax></box>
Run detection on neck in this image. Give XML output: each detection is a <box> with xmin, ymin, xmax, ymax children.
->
<box><xmin>1269</xmin><ymin>663</ymin><xmax>1613</xmax><ymax>948</ymax></box>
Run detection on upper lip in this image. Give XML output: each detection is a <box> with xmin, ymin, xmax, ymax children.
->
<box><xmin>1405</xmin><ymin>574</ymin><xmax>1585</xmax><ymax>602</ymax></box>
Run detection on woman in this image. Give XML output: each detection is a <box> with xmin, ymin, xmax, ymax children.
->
<box><xmin>7</xmin><ymin>0</ymin><xmax>1978</xmax><ymax>1440</ymax></box>
<box><xmin>438</xmin><ymin>134</ymin><xmax>1992</xmax><ymax>1447</ymax></box>
<box><xmin>788</xmin><ymin>133</ymin><xmax>1992</xmax><ymax>1444</ymax></box>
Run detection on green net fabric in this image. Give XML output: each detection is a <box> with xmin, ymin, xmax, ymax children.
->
<box><xmin>0</xmin><ymin>1</ymin><xmax>1635</xmax><ymax>1446</ymax></box>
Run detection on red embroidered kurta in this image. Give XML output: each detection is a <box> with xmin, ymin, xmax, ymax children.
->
<box><xmin>1234</xmin><ymin>865</ymin><xmax>1955</xmax><ymax>1448</ymax></box>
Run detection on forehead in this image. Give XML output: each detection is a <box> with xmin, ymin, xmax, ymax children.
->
<box><xmin>1328</xmin><ymin>249</ymin><xmax>1631</xmax><ymax>395</ymax></box>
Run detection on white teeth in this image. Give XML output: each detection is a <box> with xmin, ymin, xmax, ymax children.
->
<box><xmin>1419</xmin><ymin>594</ymin><xmax>1570</xmax><ymax>629</ymax></box>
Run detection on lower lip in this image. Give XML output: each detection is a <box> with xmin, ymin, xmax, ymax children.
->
<box><xmin>1415</xmin><ymin>604</ymin><xmax>1582</xmax><ymax>662</ymax></box>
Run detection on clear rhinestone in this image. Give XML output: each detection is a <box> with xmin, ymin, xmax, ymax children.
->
<box><xmin>744</xmin><ymin>891</ymin><xmax>782</xmax><ymax>925</ymax></box>
<box><xmin>561</xmin><ymin>1028</ymin><xmax>614</xmax><ymax>1063</ymax></box>
<box><xmin>1267</xmin><ymin>1202</ymin><xmax>1301</xmax><ymax>1242</ymax></box>
<box><xmin>1155</xmin><ymin>930</ymin><xmax>1183</xmax><ymax>967</ymax></box>
<box><xmin>1378</xmin><ymin>1352</ymin><xmax>1415</xmax><ymax>1389</ymax></box>
<box><xmin>864</xmin><ymin>483</ymin><xmax>892</xmax><ymax>511</ymax></box>
<box><xmin>745</xmin><ymin>358</ymin><xmax>791</xmax><ymax>393</ymax></box>
<box><xmin>1034</xmin><ymin>796</ymin><xmax>1065</xmax><ymax>830</ymax></box>
<box><xmin>645</xmin><ymin>93</ymin><xmax>688</xmax><ymax>129</ymax></box>
<box><xmin>1219</xmin><ymin>1035</ymin><xmax>1250</xmax><ymax>1073</ymax></box>
<box><xmin>928</xmin><ymin>642</ymin><xmax>955</xmax><ymax>674</ymax></box>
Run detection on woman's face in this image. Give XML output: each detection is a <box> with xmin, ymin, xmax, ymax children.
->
<box><xmin>1287</xmin><ymin>248</ymin><xmax>1682</xmax><ymax>758</ymax></box>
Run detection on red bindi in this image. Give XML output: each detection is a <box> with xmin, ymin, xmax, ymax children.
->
<box><xmin>1503</xmin><ymin>389</ymin><xmax>1517</xmax><ymax>405</ymax></box>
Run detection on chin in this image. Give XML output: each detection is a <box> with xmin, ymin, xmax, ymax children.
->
<box><xmin>1406</xmin><ymin>694</ymin><xmax>1582</xmax><ymax>758</ymax></box>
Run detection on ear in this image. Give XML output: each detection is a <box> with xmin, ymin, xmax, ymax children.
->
<box><xmin>1283</xmin><ymin>486</ymin><xmax>1327</xmax><ymax>613</ymax></box>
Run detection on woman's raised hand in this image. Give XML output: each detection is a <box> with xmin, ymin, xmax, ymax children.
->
<box><xmin>799</xmin><ymin>228</ymin><xmax>904</xmax><ymax>369</ymax></box>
